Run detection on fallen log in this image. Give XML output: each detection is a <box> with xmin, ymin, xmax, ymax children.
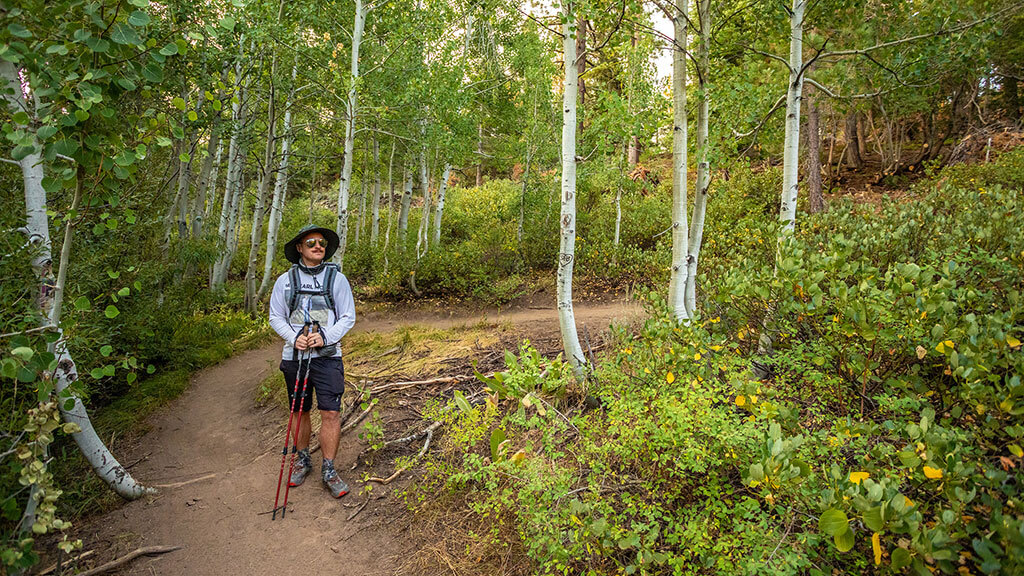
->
<box><xmin>74</xmin><ymin>545</ymin><xmax>181</xmax><ymax>576</ymax></box>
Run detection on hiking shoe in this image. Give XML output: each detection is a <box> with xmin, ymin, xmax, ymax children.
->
<box><xmin>288</xmin><ymin>458</ymin><xmax>310</xmax><ymax>487</ymax></box>
<box><xmin>323</xmin><ymin>470</ymin><xmax>350</xmax><ymax>498</ymax></box>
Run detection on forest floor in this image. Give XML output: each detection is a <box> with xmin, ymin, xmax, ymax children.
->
<box><xmin>50</xmin><ymin>295</ymin><xmax>643</xmax><ymax>576</ymax></box>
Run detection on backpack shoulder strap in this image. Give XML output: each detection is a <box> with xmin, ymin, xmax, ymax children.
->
<box><xmin>287</xmin><ymin>265</ymin><xmax>301</xmax><ymax>314</ymax></box>
<box><xmin>323</xmin><ymin>263</ymin><xmax>339</xmax><ymax>315</ymax></box>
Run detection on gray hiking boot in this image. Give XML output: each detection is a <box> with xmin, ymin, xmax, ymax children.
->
<box><xmin>288</xmin><ymin>457</ymin><xmax>310</xmax><ymax>487</ymax></box>
<box><xmin>323</xmin><ymin>470</ymin><xmax>350</xmax><ymax>498</ymax></box>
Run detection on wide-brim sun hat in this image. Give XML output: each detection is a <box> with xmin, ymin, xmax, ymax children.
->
<box><xmin>284</xmin><ymin>225</ymin><xmax>340</xmax><ymax>264</ymax></box>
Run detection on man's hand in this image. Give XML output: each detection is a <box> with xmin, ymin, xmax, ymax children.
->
<box><xmin>294</xmin><ymin>334</ymin><xmax>310</xmax><ymax>350</ymax></box>
<box><xmin>307</xmin><ymin>333</ymin><xmax>325</xmax><ymax>348</ymax></box>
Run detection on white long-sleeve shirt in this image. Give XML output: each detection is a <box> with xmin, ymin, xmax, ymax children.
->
<box><xmin>268</xmin><ymin>266</ymin><xmax>356</xmax><ymax>360</ymax></box>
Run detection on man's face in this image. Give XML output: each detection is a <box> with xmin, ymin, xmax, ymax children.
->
<box><xmin>297</xmin><ymin>233</ymin><xmax>327</xmax><ymax>265</ymax></box>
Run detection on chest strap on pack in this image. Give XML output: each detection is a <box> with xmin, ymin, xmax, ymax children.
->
<box><xmin>286</xmin><ymin>263</ymin><xmax>339</xmax><ymax>318</ymax></box>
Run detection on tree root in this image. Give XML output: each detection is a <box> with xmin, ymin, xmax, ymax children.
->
<box><xmin>74</xmin><ymin>545</ymin><xmax>181</xmax><ymax>576</ymax></box>
<box><xmin>368</xmin><ymin>421</ymin><xmax>441</xmax><ymax>485</ymax></box>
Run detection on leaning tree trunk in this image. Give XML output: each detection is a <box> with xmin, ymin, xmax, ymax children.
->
<box><xmin>805</xmin><ymin>87</ymin><xmax>824</xmax><ymax>214</ymax></box>
<box><xmin>432</xmin><ymin>163</ymin><xmax>451</xmax><ymax>245</ymax></box>
<box><xmin>778</xmin><ymin>0</ymin><xmax>806</xmax><ymax>233</ymax></box>
<box><xmin>1</xmin><ymin>63</ymin><xmax>151</xmax><ymax>523</ymax></box>
<box><xmin>558</xmin><ymin>5</ymin><xmax>586</xmax><ymax>378</ymax></box>
<box><xmin>684</xmin><ymin>0</ymin><xmax>711</xmax><ymax>318</ymax></box>
<box><xmin>212</xmin><ymin>53</ymin><xmax>247</xmax><ymax>289</ymax></box>
<box><xmin>666</xmin><ymin>1</ymin><xmax>691</xmax><ymax>321</ymax></box>
<box><xmin>244</xmin><ymin>51</ymin><xmax>280</xmax><ymax>314</ymax></box>
<box><xmin>335</xmin><ymin>0</ymin><xmax>368</xmax><ymax>272</ymax></box>
<box><xmin>258</xmin><ymin>72</ymin><xmax>296</xmax><ymax>301</ymax></box>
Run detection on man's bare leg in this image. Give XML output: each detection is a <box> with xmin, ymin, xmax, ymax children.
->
<box><xmin>294</xmin><ymin>412</ymin><xmax>312</xmax><ymax>450</ymax></box>
<box><xmin>319</xmin><ymin>410</ymin><xmax>340</xmax><ymax>460</ymax></box>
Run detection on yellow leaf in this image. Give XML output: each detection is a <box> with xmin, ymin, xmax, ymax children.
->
<box><xmin>710</xmin><ymin>345</ymin><xmax>722</xmax><ymax>351</ymax></box>
<box><xmin>1009</xmin><ymin>444</ymin><xmax>1023</xmax><ymax>458</ymax></box>
<box><xmin>510</xmin><ymin>450</ymin><xmax>526</xmax><ymax>465</ymax></box>
<box><xmin>935</xmin><ymin>340</ymin><xmax>954</xmax><ymax>354</ymax></box>
<box><xmin>923</xmin><ymin>465</ymin><xmax>943</xmax><ymax>479</ymax></box>
<box><xmin>916</xmin><ymin>345</ymin><xmax>927</xmax><ymax>360</ymax></box>
<box><xmin>904</xmin><ymin>496</ymin><xmax>914</xmax><ymax>508</ymax></box>
<box><xmin>735</xmin><ymin>395</ymin><xmax>746</xmax><ymax>407</ymax></box>
<box><xmin>666</xmin><ymin>372</ymin><xmax>675</xmax><ymax>384</ymax></box>
<box><xmin>694</xmin><ymin>352</ymin><xmax>701</xmax><ymax>361</ymax></box>
<box><xmin>1008</xmin><ymin>335</ymin><xmax>1022</xmax><ymax>348</ymax></box>
<box><xmin>849</xmin><ymin>471</ymin><xmax>870</xmax><ymax>485</ymax></box>
<box><xmin>872</xmin><ymin>532</ymin><xmax>882</xmax><ymax>565</ymax></box>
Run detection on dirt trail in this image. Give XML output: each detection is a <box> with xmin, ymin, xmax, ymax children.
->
<box><xmin>69</xmin><ymin>299</ymin><xmax>641</xmax><ymax>576</ymax></box>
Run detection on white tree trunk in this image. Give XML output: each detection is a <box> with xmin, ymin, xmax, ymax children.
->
<box><xmin>666</xmin><ymin>3</ymin><xmax>691</xmax><ymax>322</ymax></box>
<box><xmin>558</xmin><ymin>8</ymin><xmax>586</xmax><ymax>377</ymax></box>
<box><xmin>1</xmin><ymin>61</ymin><xmax>152</xmax><ymax>512</ymax></box>
<box><xmin>370</xmin><ymin>135</ymin><xmax>381</xmax><ymax>243</ymax></box>
<box><xmin>398</xmin><ymin>167</ymin><xmax>413</xmax><ymax>247</ymax></box>
<box><xmin>779</xmin><ymin>0</ymin><xmax>806</xmax><ymax>232</ymax></box>
<box><xmin>258</xmin><ymin>78</ymin><xmax>294</xmax><ymax>301</ymax></box>
<box><xmin>614</xmin><ymin>146</ymin><xmax>623</xmax><ymax>246</ymax></box>
<box><xmin>684</xmin><ymin>0</ymin><xmax>711</xmax><ymax>318</ymax></box>
<box><xmin>244</xmin><ymin>50</ymin><xmax>280</xmax><ymax>313</ymax></box>
<box><xmin>432</xmin><ymin>163</ymin><xmax>451</xmax><ymax>245</ymax></box>
<box><xmin>212</xmin><ymin>54</ymin><xmax>246</xmax><ymax>288</ymax></box>
<box><xmin>416</xmin><ymin>143</ymin><xmax>431</xmax><ymax>257</ymax></box>
<box><xmin>334</xmin><ymin>0</ymin><xmax>367</xmax><ymax>271</ymax></box>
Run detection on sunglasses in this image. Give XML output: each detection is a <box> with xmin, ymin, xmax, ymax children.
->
<box><xmin>303</xmin><ymin>238</ymin><xmax>328</xmax><ymax>248</ymax></box>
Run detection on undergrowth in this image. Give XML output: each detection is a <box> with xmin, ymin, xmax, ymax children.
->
<box><xmin>408</xmin><ymin>150</ymin><xmax>1024</xmax><ymax>575</ymax></box>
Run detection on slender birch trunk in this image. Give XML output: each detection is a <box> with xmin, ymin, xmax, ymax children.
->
<box><xmin>258</xmin><ymin>70</ymin><xmax>295</xmax><ymax>301</ymax></box>
<box><xmin>518</xmin><ymin>147</ymin><xmax>532</xmax><ymax>245</ymax></box>
<box><xmin>357</xmin><ymin>148</ymin><xmax>367</xmax><ymax>245</ymax></box>
<box><xmin>384</xmin><ymin>142</ymin><xmax>396</xmax><ymax>274</ymax></box>
<box><xmin>212</xmin><ymin>51</ymin><xmax>246</xmax><ymax>288</ymax></box>
<box><xmin>335</xmin><ymin>0</ymin><xmax>368</xmax><ymax>272</ymax></box>
<box><xmin>558</xmin><ymin>6</ymin><xmax>586</xmax><ymax>378</ymax></box>
<box><xmin>684</xmin><ymin>0</ymin><xmax>711</xmax><ymax>318</ymax></box>
<box><xmin>805</xmin><ymin>87</ymin><xmax>824</xmax><ymax>213</ymax></box>
<box><xmin>193</xmin><ymin>64</ymin><xmax>229</xmax><ymax>238</ymax></box>
<box><xmin>1</xmin><ymin>62</ymin><xmax>152</xmax><ymax>517</ymax></box>
<box><xmin>778</xmin><ymin>0</ymin><xmax>806</xmax><ymax>232</ymax></box>
<box><xmin>666</xmin><ymin>1</ymin><xmax>691</xmax><ymax>321</ymax></box>
<box><xmin>398</xmin><ymin>167</ymin><xmax>413</xmax><ymax>249</ymax></box>
<box><xmin>371</xmin><ymin>135</ymin><xmax>381</xmax><ymax>243</ymax></box>
<box><xmin>416</xmin><ymin>140</ymin><xmax>431</xmax><ymax>257</ymax></box>
<box><xmin>432</xmin><ymin>163</ymin><xmax>451</xmax><ymax>245</ymax></box>
<box><xmin>614</xmin><ymin>145</ymin><xmax>623</xmax><ymax>246</ymax></box>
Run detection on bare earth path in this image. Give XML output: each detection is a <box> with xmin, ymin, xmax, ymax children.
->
<box><xmin>69</xmin><ymin>299</ymin><xmax>641</xmax><ymax>576</ymax></box>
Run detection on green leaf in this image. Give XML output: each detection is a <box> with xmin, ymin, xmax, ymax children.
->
<box><xmin>110</xmin><ymin>23</ymin><xmax>141</xmax><ymax>46</ymax></box>
<box><xmin>107</xmin><ymin>269</ymin><xmax>120</xmax><ymax>279</ymax></box>
<box><xmin>11</xmin><ymin>347</ymin><xmax>34</xmax><ymax>361</ymax></box>
<box><xmin>74</xmin><ymin>296</ymin><xmax>91</xmax><ymax>311</ymax></box>
<box><xmin>90</xmin><ymin>367</ymin><xmax>104</xmax><ymax>379</ymax></box>
<box><xmin>187</xmin><ymin>110</ymin><xmax>198</xmax><ymax>122</ymax></box>
<box><xmin>863</xmin><ymin>507</ymin><xmax>884</xmax><ymax>532</ymax></box>
<box><xmin>819</xmin><ymin>509</ymin><xmax>849</xmax><ymax>536</ymax></box>
<box><xmin>219</xmin><ymin>16</ymin><xmax>236</xmax><ymax>31</ymax></box>
<box><xmin>7</xmin><ymin>23</ymin><xmax>32</xmax><ymax>39</ymax></box>
<box><xmin>159</xmin><ymin>42</ymin><xmax>178</xmax><ymax>56</ymax></box>
<box><xmin>454</xmin><ymin>390</ymin><xmax>472</xmax><ymax>414</ymax></box>
<box><xmin>118</xmin><ymin>286</ymin><xmax>130</xmax><ymax>297</ymax></box>
<box><xmin>142</xmin><ymin>63</ymin><xmax>163</xmax><ymax>83</ymax></box>
<box><xmin>146</xmin><ymin>364</ymin><xmax>156</xmax><ymax>374</ymax></box>
<box><xmin>891</xmin><ymin>548</ymin><xmax>911</xmax><ymax>569</ymax></box>
<box><xmin>489</xmin><ymin>428</ymin><xmax>506</xmax><ymax>462</ymax></box>
<box><xmin>11</xmin><ymin>144</ymin><xmax>36</xmax><ymax>161</ymax></box>
<box><xmin>104</xmin><ymin>305</ymin><xmax>120</xmax><ymax>319</ymax></box>
<box><xmin>37</xmin><ymin>126</ymin><xmax>58</xmax><ymax>140</ymax></box>
<box><xmin>898</xmin><ymin>450</ymin><xmax>921</xmax><ymax>468</ymax></box>
<box><xmin>171</xmin><ymin>96</ymin><xmax>186</xmax><ymax>110</ymax></box>
<box><xmin>128</xmin><ymin>10</ymin><xmax>151</xmax><ymax>26</ymax></box>
<box><xmin>127</xmin><ymin>372</ymin><xmax>137</xmax><ymax>384</ymax></box>
<box><xmin>12</xmin><ymin>111</ymin><xmax>29</xmax><ymax>125</ymax></box>
<box><xmin>833</xmin><ymin>527</ymin><xmax>855</xmax><ymax>552</ymax></box>
<box><xmin>17</xmin><ymin>366</ymin><xmax>36</xmax><ymax>383</ymax></box>
<box><xmin>128</xmin><ymin>0</ymin><xmax>149</xmax><ymax>6</ymax></box>
<box><xmin>100</xmin><ymin>345</ymin><xmax>113</xmax><ymax>357</ymax></box>
<box><xmin>179</xmin><ymin>152</ymin><xmax>190</xmax><ymax>163</ymax></box>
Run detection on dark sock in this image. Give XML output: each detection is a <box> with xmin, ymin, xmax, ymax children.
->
<box><xmin>297</xmin><ymin>448</ymin><xmax>311</xmax><ymax>467</ymax></box>
<box><xmin>323</xmin><ymin>458</ymin><xmax>335</xmax><ymax>479</ymax></box>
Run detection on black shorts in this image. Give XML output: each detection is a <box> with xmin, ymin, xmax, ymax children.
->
<box><xmin>279</xmin><ymin>356</ymin><xmax>345</xmax><ymax>412</ymax></box>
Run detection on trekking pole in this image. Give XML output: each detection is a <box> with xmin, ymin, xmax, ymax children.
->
<box><xmin>280</xmin><ymin>320</ymin><xmax>319</xmax><ymax>518</ymax></box>
<box><xmin>272</xmin><ymin>322</ymin><xmax>312</xmax><ymax>520</ymax></box>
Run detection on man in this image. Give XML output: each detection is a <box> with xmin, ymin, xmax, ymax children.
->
<box><xmin>269</xmin><ymin>225</ymin><xmax>355</xmax><ymax>498</ymax></box>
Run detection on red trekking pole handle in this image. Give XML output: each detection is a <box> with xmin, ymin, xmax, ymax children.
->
<box><xmin>272</xmin><ymin>323</ymin><xmax>312</xmax><ymax>520</ymax></box>
<box><xmin>280</xmin><ymin>322</ymin><xmax>320</xmax><ymax>517</ymax></box>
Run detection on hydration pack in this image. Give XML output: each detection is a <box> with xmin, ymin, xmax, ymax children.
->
<box><xmin>284</xmin><ymin>263</ymin><xmax>341</xmax><ymax>358</ymax></box>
